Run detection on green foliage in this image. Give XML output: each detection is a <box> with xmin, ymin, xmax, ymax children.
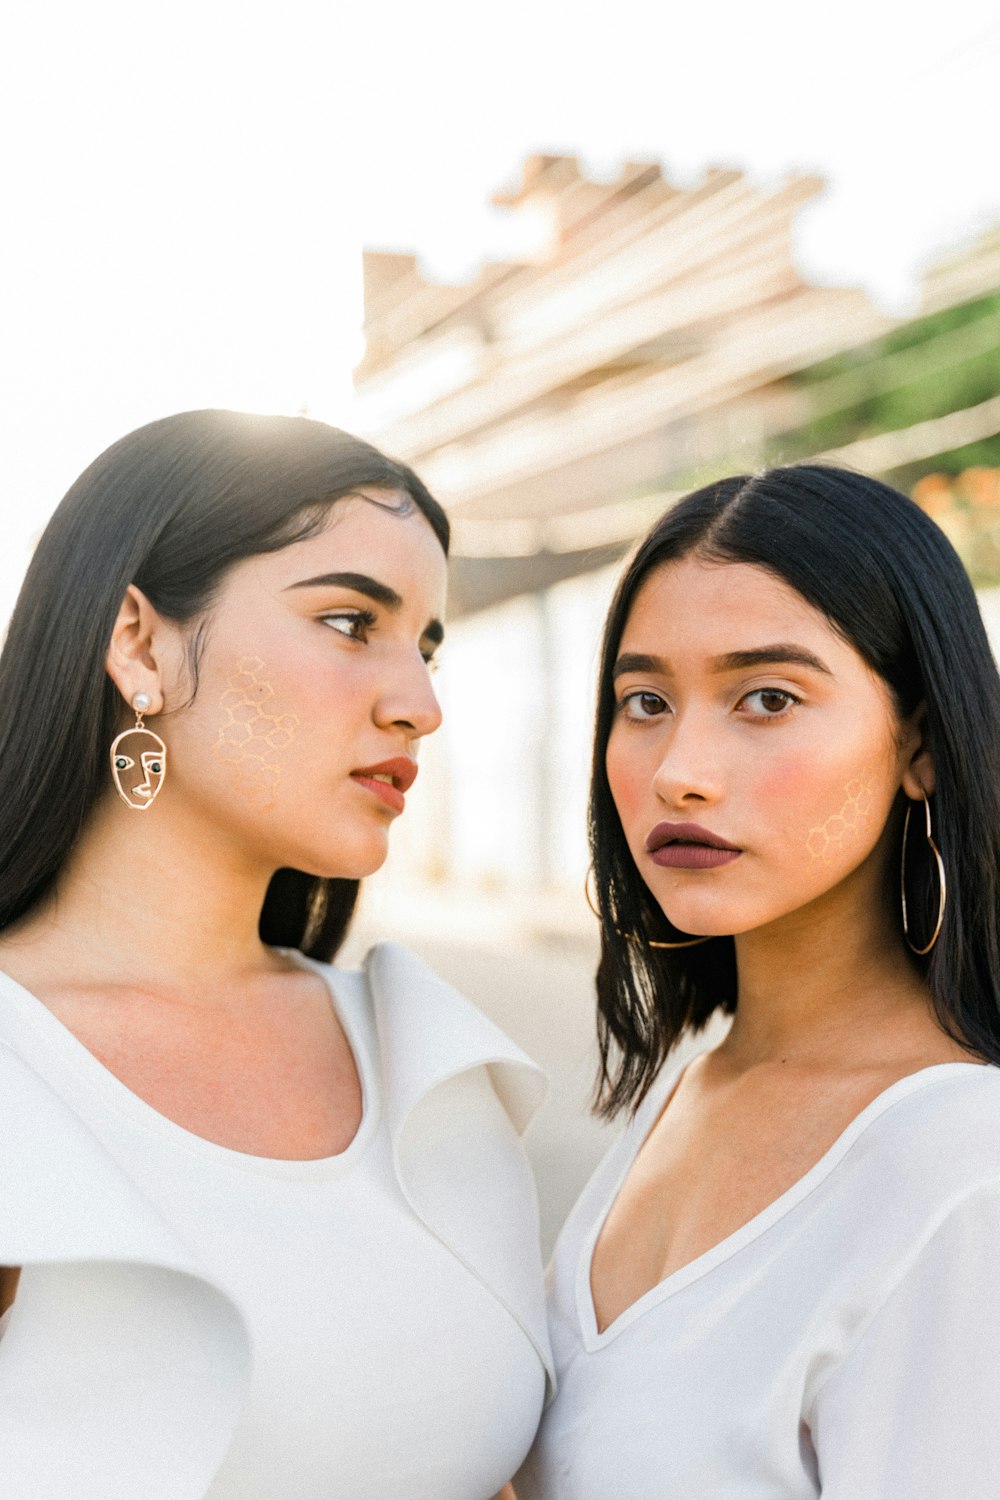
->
<box><xmin>772</xmin><ymin>290</ymin><xmax>1000</xmax><ymax>467</ymax></box>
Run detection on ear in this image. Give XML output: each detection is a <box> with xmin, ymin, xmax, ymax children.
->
<box><xmin>899</xmin><ymin>702</ymin><xmax>935</xmax><ymax>800</ymax></box>
<box><xmin>104</xmin><ymin>584</ymin><xmax>170</xmax><ymax>713</ymax></box>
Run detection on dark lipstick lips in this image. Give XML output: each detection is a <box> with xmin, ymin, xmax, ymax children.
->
<box><xmin>646</xmin><ymin>820</ymin><xmax>743</xmax><ymax>872</ymax></box>
<box><xmin>645</xmin><ymin>822</ymin><xmax>741</xmax><ymax>854</ymax></box>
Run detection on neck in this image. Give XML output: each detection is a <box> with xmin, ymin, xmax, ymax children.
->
<box><xmin>721</xmin><ymin>859</ymin><xmax>933</xmax><ymax>1070</ymax></box>
<box><xmin>15</xmin><ymin>793</ymin><xmax>286</xmax><ymax>989</ymax></box>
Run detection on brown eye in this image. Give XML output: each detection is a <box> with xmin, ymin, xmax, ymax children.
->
<box><xmin>741</xmin><ymin>688</ymin><xmax>800</xmax><ymax>717</ymax></box>
<box><xmin>620</xmin><ymin>690</ymin><xmax>669</xmax><ymax>720</ymax></box>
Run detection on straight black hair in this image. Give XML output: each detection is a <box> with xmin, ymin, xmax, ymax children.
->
<box><xmin>0</xmin><ymin>408</ymin><xmax>449</xmax><ymax>959</ymax></box>
<box><xmin>590</xmin><ymin>465</ymin><xmax>1000</xmax><ymax>1116</ymax></box>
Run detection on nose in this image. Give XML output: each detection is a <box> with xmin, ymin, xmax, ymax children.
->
<box><xmin>649</xmin><ymin>708</ymin><xmax>724</xmax><ymax>808</ymax></box>
<box><xmin>373</xmin><ymin>651</ymin><xmax>443</xmax><ymax>742</ymax></box>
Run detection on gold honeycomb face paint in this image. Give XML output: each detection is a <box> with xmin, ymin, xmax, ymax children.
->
<box><xmin>805</xmin><ymin>775</ymin><xmax>875</xmax><ymax>865</ymax></box>
<box><xmin>211</xmin><ymin>656</ymin><xmax>299</xmax><ymax>810</ymax></box>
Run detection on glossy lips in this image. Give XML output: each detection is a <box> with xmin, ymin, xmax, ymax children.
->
<box><xmin>350</xmin><ymin>756</ymin><xmax>418</xmax><ymax>814</ymax></box>
<box><xmin>645</xmin><ymin>821</ymin><xmax>742</xmax><ymax>870</ymax></box>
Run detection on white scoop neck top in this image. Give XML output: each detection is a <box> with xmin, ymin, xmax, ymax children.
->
<box><xmin>0</xmin><ymin>943</ymin><xmax>551</xmax><ymax>1500</ymax></box>
<box><xmin>519</xmin><ymin>1055</ymin><xmax>1000</xmax><ymax>1499</ymax></box>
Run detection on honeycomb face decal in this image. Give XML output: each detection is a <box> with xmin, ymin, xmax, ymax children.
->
<box><xmin>806</xmin><ymin>776</ymin><xmax>875</xmax><ymax>865</ymax></box>
<box><xmin>211</xmin><ymin>656</ymin><xmax>299</xmax><ymax>810</ymax></box>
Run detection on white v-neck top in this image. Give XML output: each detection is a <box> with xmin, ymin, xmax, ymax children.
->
<box><xmin>518</xmin><ymin>1056</ymin><xmax>1000</xmax><ymax>1499</ymax></box>
<box><xmin>0</xmin><ymin>948</ymin><xmax>548</xmax><ymax>1500</ymax></box>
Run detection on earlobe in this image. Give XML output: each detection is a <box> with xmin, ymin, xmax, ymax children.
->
<box><xmin>901</xmin><ymin>762</ymin><xmax>935</xmax><ymax>801</ymax></box>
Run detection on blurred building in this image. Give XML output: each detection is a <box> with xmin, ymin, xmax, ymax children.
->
<box><xmin>351</xmin><ymin>154</ymin><xmax>1000</xmax><ymax>946</ymax></box>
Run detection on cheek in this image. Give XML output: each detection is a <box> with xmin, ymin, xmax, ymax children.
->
<box><xmin>605</xmin><ymin>729</ymin><xmax>649</xmax><ymax>832</ymax></box>
<box><xmin>804</xmin><ymin>773</ymin><xmax>878</xmax><ymax>865</ymax></box>
<box><xmin>210</xmin><ymin>655</ymin><xmax>301</xmax><ymax>811</ymax></box>
<box><xmin>748</xmin><ymin>754</ymin><xmax>814</xmax><ymax>805</ymax></box>
<box><xmin>745</xmin><ymin>732</ymin><xmax>888</xmax><ymax>866</ymax></box>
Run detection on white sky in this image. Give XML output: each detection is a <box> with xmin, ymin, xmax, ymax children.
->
<box><xmin>2</xmin><ymin>0</ymin><xmax>999</xmax><ymax>619</ymax></box>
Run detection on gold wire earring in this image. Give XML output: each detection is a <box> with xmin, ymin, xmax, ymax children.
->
<box><xmin>584</xmin><ymin>868</ymin><xmax>711</xmax><ymax>949</ymax></box>
<box><xmin>629</xmin><ymin>931</ymin><xmax>712</xmax><ymax>951</ymax></box>
<box><xmin>110</xmin><ymin>692</ymin><xmax>168</xmax><ymax>811</ymax></box>
<box><xmin>901</xmin><ymin>791</ymin><xmax>946</xmax><ymax>955</ymax></box>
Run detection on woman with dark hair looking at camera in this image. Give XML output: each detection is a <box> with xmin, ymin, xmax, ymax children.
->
<box><xmin>519</xmin><ymin>465</ymin><xmax>1000</xmax><ymax>1498</ymax></box>
<box><xmin>0</xmin><ymin>410</ymin><xmax>549</xmax><ymax>1500</ymax></box>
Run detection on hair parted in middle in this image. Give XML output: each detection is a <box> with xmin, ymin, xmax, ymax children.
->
<box><xmin>589</xmin><ymin>464</ymin><xmax>1000</xmax><ymax>1118</ymax></box>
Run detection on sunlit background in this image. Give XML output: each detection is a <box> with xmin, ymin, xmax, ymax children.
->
<box><xmin>4</xmin><ymin>2</ymin><xmax>999</xmax><ymax>603</ymax></box>
<box><xmin>5</xmin><ymin>0</ymin><xmax>1000</xmax><ymax>1239</ymax></box>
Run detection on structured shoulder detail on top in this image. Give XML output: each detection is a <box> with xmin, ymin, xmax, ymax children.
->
<box><xmin>362</xmin><ymin>941</ymin><xmax>547</xmax><ymax>1133</ymax></box>
<box><xmin>0</xmin><ymin>1041</ymin><xmax>251</xmax><ymax>1500</ymax></box>
<box><xmin>358</xmin><ymin>941</ymin><xmax>554</xmax><ymax>1391</ymax></box>
<box><xmin>0</xmin><ymin>946</ymin><xmax>555</xmax><ymax>1487</ymax></box>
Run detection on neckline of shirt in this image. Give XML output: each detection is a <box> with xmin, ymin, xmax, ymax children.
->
<box><xmin>0</xmin><ymin>951</ymin><xmax>381</xmax><ymax>1180</ymax></box>
<box><xmin>576</xmin><ymin>1058</ymin><xmax>995</xmax><ymax>1352</ymax></box>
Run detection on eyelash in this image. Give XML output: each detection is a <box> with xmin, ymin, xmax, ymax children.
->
<box><xmin>320</xmin><ymin>608</ymin><xmax>440</xmax><ymax>668</ymax></box>
<box><xmin>321</xmin><ymin>608</ymin><xmax>377</xmax><ymax>643</ymax></box>
<box><xmin>617</xmin><ymin>687</ymin><xmax>802</xmax><ymax>721</ymax></box>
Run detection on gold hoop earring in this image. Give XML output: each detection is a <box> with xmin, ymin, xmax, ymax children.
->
<box><xmin>901</xmin><ymin>791</ymin><xmax>945</xmax><ymax>955</ymax></box>
<box><xmin>627</xmin><ymin>930</ymin><xmax>712</xmax><ymax>951</ymax></box>
<box><xmin>110</xmin><ymin>693</ymin><xmax>168</xmax><ymax>812</ymax></box>
<box><xmin>584</xmin><ymin>867</ymin><xmax>711</xmax><ymax>949</ymax></box>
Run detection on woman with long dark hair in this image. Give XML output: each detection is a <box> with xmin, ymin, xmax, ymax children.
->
<box><xmin>0</xmin><ymin>410</ymin><xmax>549</xmax><ymax>1500</ymax></box>
<box><xmin>520</xmin><ymin>465</ymin><xmax>1000</xmax><ymax>1497</ymax></box>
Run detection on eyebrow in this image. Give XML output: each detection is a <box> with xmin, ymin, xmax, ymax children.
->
<box><xmin>285</xmin><ymin>570</ymin><xmax>445</xmax><ymax>647</ymax></box>
<box><xmin>612</xmin><ymin>643</ymin><xmax>832</xmax><ymax>680</ymax></box>
<box><xmin>714</xmin><ymin>646</ymin><xmax>832</xmax><ymax>675</ymax></box>
<box><xmin>286</xmin><ymin>570</ymin><xmax>402</xmax><ymax>608</ymax></box>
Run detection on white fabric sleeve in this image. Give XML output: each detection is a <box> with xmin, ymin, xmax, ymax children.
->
<box><xmin>808</xmin><ymin>1182</ymin><xmax>1000</xmax><ymax>1497</ymax></box>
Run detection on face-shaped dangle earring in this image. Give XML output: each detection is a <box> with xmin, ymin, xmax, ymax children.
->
<box><xmin>110</xmin><ymin>692</ymin><xmax>168</xmax><ymax>811</ymax></box>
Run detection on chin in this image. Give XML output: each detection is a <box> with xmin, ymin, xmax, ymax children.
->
<box><xmin>659</xmin><ymin>904</ymin><xmax>741</xmax><ymax>939</ymax></box>
<box><xmin>293</xmin><ymin>834</ymin><xmax>391</xmax><ymax>882</ymax></box>
<box><xmin>668</xmin><ymin>908</ymin><xmax>787</xmax><ymax>940</ymax></box>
